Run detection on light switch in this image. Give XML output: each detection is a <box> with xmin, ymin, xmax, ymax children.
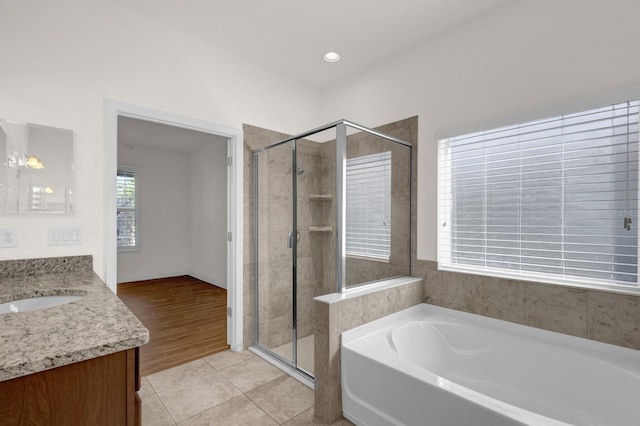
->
<box><xmin>49</xmin><ymin>227</ymin><xmax>82</xmax><ymax>246</ymax></box>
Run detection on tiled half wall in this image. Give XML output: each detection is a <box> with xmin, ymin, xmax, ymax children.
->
<box><xmin>313</xmin><ymin>277</ymin><xmax>423</xmax><ymax>423</ymax></box>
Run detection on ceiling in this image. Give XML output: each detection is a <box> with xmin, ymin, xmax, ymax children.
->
<box><xmin>115</xmin><ymin>1</ymin><xmax>513</xmax><ymax>148</ymax></box>
<box><xmin>117</xmin><ymin>117</ymin><xmax>228</xmax><ymax>153</ymax></box>
<box><xmin>107</xmin><ymin>0</ymin><xmax>513</xmax><ymax>89</ymax></box>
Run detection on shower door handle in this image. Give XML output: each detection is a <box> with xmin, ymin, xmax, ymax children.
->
<box><xmin>287</xmin><ymin>230</ymin><xmax>300</xmax><ymax>248</ymax></box>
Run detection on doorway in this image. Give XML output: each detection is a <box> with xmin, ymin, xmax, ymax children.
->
<box><xmin>104</xmin><ymin>100</ymin><xmax>243</xmax><ymax>352</ymax></box>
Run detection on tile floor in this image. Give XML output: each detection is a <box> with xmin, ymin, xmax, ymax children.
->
<box><xmin>141</xmin><ymin>348</ymin><xmax>353</xmax><ymax>425</ymax></box>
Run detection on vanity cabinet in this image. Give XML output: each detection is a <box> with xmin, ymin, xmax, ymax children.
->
<box><xmin>0</xmin><ymin>348</ymin><xmax>141</xmax><ymax>426</ymax></box>
<box><xmin>0</xmin><ymin>259</ymin><xmax>148</xmax><ymax>426</ymax></box>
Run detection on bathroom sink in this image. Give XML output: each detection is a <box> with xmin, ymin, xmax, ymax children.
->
<box><xmin>0</xmin><ymin>295</ymin><xmax>84</xmax><ymax>314</ymax></box>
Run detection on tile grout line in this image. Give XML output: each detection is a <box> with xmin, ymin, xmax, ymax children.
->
<box><xmin>142</xmin><ymin>351</ymin><xmax>317</xmax><ymax>425</ymax></box>
<box><xmin>143</xmin><ymin>382</ymin><xmax>177</xmax><ymax>425</ymax></box>
<box><xmin>243</xmin><ymin>392</ymin><xmax>282</xmax><ymax>426</ymax></box>
<box><xmin>242</xmin><ymin>376</ymin><xmax>288</xmax><ymax>425</ymax></box>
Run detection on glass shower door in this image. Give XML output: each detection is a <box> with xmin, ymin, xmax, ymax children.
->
<box><xmin>253</xmin><ymin>125</ymin><xmax>339</xmax><ymax>383</ymax></box>
<box><xmin>255</xmin><ymin>140</ymin><xmax>295</xmax><ymax>365</ymax></box>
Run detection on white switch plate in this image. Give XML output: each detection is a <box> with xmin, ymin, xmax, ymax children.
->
<box><xmin>0</xmin><ymin>228</ymin><xmax>18</xmax><ymax>248</ymax></box>
<box><xmin>48</xmin><ymin>226</ymin><xmax>82</xmax><ymax>246</ymax></box>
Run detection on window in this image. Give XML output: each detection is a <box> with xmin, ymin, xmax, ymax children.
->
<box><xmin>438</xmin><ymin>101</ymin><xmax>639</xmax><ymax>291</ymax></box>
<box><xmin>346</xmin><ymin>151</ymin><xmax>391</xmax><ymax>260</ymax></box>
<box><xmin>117</xmin><ymin>167</ymin><xmax>138</xmax><ymax>250</ymax></box>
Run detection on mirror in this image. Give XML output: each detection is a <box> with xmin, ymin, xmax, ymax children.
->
<box><xmin>0</xmin><ymin>119</ymin><xmax>73</xmax><ymax>214</ymax></box>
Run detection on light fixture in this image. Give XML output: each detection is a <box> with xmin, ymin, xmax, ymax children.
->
<box><xmin>25</xmin><ymin>154</ymin><xmax>44</xmax><ymax>169</ymax></box>
<box><xmin>44</xmin><ymin>187</ymin><xmax>54</xmax><ymax>194</ymax></box>
<box><xmin>323</xmin><ymin>51</ymin><xmax>341</xmax><ymax>63</ymax></box>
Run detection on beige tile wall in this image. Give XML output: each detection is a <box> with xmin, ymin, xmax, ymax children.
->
<box><xmin>313</xmin><ymin>278</ymin><xmax>423</xmax><ymax>424</ymax></box>
<box><xmin>296</xmin><ymin>139</ymin><xmax>334</xmax><ymax>338</ymax></box>
<box><xmin>415</xmin><ymin>259</ymin><xmax>640</xmax><ymax>350</ymax></box>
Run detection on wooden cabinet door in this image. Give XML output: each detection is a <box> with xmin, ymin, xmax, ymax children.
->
<box><xmin>0</xmin><ymin>349</ymin><xmax>139</xmax><ymax>426</ymax></box>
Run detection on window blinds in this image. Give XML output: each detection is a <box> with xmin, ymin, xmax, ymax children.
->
<box><xmin>346</xmin><ymin>151</ymin><xmax>392</xmax><ymax>260</ymax></box>
<box><xmin>438</xmin><ymin>101</ymin><xmax>639</xmax><ymax>288</ymax></box>
<box><xmin>116</xmin><ymin>169</ymin><xmax>137</xmax><ymax>248</ymax></box>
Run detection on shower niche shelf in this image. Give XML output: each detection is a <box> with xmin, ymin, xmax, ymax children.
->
<box><xmin>309</xmin><ymin>226</ymin><xmax>333</xmax><ymax>232</ymax></box>
<box><xmin>309</xmin><ymin>194</ymin><xmax>333</xmax><ymax>234</ymax></box>
<box><xmin>309</xmin><ymin>194</ymin><xmax>333</xmax><ymax>201</ymax></box>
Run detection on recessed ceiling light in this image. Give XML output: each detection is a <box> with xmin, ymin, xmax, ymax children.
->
<box><xmin>323</xmin><ymin>51</ymin><xmax>341</xmax><ymax>63</ymax></box>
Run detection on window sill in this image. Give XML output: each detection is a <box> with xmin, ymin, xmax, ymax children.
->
<box><xmin>346</xmin><ymin>254</ymin><xmax>390</xmax><ymax>264</ymax></box>
<box><xmin>117</xmin><ymin>247</ymin><xmax>139</xmax><ymax>253</ymax></box>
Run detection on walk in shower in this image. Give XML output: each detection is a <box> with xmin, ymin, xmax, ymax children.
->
<box><xmin>252</xmin><ymin>120</ymin><xmax>412</xmax><ymax>385</ymax></box>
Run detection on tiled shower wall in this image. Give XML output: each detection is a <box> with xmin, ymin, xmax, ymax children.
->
<box><xmin>293</xmin><ymin>139</ymin><xmax>336</xmax><ymax>340</ymax></box>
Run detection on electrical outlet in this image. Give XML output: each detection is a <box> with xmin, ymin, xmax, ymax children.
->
<box><xmin>0</xmin><ymin>228</ymin><xmax>18</xmax><ymax>248</ymax></box>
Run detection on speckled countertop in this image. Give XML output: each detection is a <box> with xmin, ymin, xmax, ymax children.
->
<box><xmin>0</xmin><ymin>266</ymin><xmax>149</xmax><ymax>382</ymax></box>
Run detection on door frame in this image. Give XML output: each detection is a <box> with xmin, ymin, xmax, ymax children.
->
<box><xmin>104</xmin><ymin>99</ymin><xmax>243</xmax><ymax>351</ymax></box>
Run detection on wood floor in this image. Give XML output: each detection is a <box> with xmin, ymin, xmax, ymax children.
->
<box><xmin>117</xmin><ymin>275</ymin><xmax>229</xmax><ymax>377</ymax></box>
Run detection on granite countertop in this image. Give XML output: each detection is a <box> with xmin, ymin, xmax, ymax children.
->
<box><xmin>0</xmin><ymin>270</ymin><xmax>149</xmax><ymax>381</ymax></box>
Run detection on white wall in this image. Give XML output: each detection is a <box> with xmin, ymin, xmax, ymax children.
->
<box><xmin>4</xmin><ymin>0</ymin><xmax>640</xmax><ymax>276</ymax></box>
<box><xmin>0</xmin><ymin>0</ymin><xmax>322</xmax><ymax>279</ymax></box>
<box><xmin>189</xmin><ymin>142</ymin><xmax>228</xmax><ymax>288</ymax></box>
<box><xmin>117</xmin><ymin>145</ymin><xmax>190</xmax><ymax>282</ymax></box>
<box><xmin>318</xmin><ymin>0</ymin><xmax>640</xmax><ymax>261</ymax></box>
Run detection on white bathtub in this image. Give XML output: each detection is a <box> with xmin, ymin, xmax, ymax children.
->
<box><xmin>341</xmin><ymin>303</ymin><xmax>640</xmax><ymax>426</ymax></box>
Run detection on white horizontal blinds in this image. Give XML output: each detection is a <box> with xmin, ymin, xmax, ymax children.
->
<box><xmin>439</xmin><ymin>101</ymin><xmax>639</xmax><ymax>287</ymax></box>
<box><xmin>116</xmin><ymin>169</ymin><xmax>137</xmax><ymax>248</ymax></box>
<box><xmin>346</xmin><ymin>151</ymin><xmax>392</xmax><ymax>260</ymax></box>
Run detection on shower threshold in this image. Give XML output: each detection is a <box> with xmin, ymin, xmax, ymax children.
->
<box><xmin>249</xmin><ymin>334</ymin><xmax>315</xmax><ymax>390</ymax></box>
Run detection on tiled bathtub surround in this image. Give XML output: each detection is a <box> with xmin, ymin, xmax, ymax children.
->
<box><xmin>313</xmin><ymin>266</ymin><xmax>640</xmax><ymax>424</ymax></box>
<box><xmin>416</xmin><ymin>259</ymin><xmax>640</xmax><ymax>351</ymax></box>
